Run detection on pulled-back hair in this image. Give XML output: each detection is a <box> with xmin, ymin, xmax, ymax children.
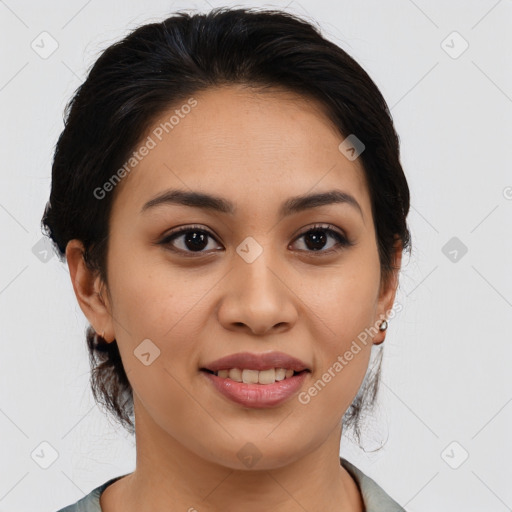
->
<box><xmin>42</xmin><ymin>6</ymin><xmax>411</xmax><ymax>446</ymax></box>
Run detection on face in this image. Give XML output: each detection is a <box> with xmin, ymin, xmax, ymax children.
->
<box><xmin>71</xmin><ymin>85</ymin><xmax>400</xmax><ymax>471</ymax></box>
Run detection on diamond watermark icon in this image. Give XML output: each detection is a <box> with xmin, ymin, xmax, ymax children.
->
<box><xmin>31</xmin><ymin>441</ymin><xmax>59</xmax><ymax>469</ymax></box>
<box><xmin>237</xmin><ymin>442</ymin><xmax>263</xmax><ymax>468</ymax></box>
<box><xmin>441</xmin><ymin>31</ymin><xmax>469</xmax><ymax>59</ymax></box>
<box><xmin>236</xmin><ymin>236</ymin><xmax>263</xmax><ymax>264</ymax></box>
<box><xmin>442</xmin><ymin>236</ymin><xmax>468</xmax><ymax>263</ymax></box>
<box><xmin>338</xmin><ymin>134</ymin><xmax>365</xmax><ymax>161</ymax></box>
<box><xmin>441</xmin><ymin>441</ymin><xmax>469</xmax><ymax>469</ymax></box>
<box><xmin>32</xmin><ymin>236</ymin><xmax>55</xmax><ymax>263</ymax></box>
<box><xmin>134</xmin><ymin>338</ymin><xmax>161</xmax><ymax>366</ymax></box>
<box><xmin>31</xmin><ymin>31</ymin><xmax>59</xmax><ymax>59</ymax></box>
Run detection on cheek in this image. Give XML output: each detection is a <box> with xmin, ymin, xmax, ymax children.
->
<box><xmin>295</xmin><ymin>275</ymin><xmax>377</xmax><ymax>429</ymax></box>
<box><xmin>297</xmin><ymin>247</ymin><xmax>380</xmax><ymax>405</ymax></box>
<box><xmin>304</xmin><ymin>253</ymin><xmax>381</xmax><ymax>347</ymax></box>
<box><xmin>106</xmin><ymin>252</ymin><xmax>211</xmax><ymax>432</ymax></box>
<box><xmin>107</xmin><ymin>238</ymin><xmax>202</xmax><ymax>335</ymax></box>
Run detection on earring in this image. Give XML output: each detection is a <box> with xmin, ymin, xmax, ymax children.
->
<box><xmin>379</xmin><ymin>320</ymin><xmax>388</xmax><ymax>331</ymax></box>
<box><xmin>93</xmin><ymin>329</ymin><xmax>107</xmax><ymax>342</ymax></box>
<box><xmin>93</xmin><ymin>329</ymin><xmax>109</xmax><ymax>351</ymax></box>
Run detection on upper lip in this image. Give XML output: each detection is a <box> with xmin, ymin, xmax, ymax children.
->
<box><xmin>201</xmin><ymin>351</ymin><xmax>310</xmax><ymax>372</ymax></box>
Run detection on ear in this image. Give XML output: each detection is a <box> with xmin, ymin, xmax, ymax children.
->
<box><xmin>373</xmin><ymin>236</ymin><xmax>403</xmax><ymax>344</ymax></box>
<box><xmin>65</xmin><ymin>239</ymin><xmax>115</xmax><ymax>343</ymax></box>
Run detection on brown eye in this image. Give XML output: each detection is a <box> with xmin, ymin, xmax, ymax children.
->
<box><xmin>158</xmin><ymin>223</ymin><xmax>353</xmax><ymax>258</ymax></box>
<box><xmin>159</xmin><ymin>225</ymin><xmax>222</xmax><ymax>256</ymax></box>
<box><xmin>290</xmin><ymin>224</ymin><xmax>353</xmax><ymax>255</ymax></box>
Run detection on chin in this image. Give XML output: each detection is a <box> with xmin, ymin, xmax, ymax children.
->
<box><xmin>199</xmin><ymin>439</ymin><xmax>306</xmax><ymax>471</ymax></box>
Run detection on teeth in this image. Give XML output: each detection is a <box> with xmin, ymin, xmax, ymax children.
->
<box><xmin>275</xmin><ymin>368</ymin><xmax>286</xmax><ymax>381</ymax></box>
<box><xmin>242</xmin><ymin>369</ymin><xmax>259</xmax><ymax>384</ymax></box>
<box><xmin>258</xmin><ymin>368</ymin><xmax>275</xmax><ymax>384</ymax></box>
<box><xmin>229</xmin><ymin>368</ymin><xmax>242</xmax><ymax>382</ymax></box>
<box><xmin>213</xmin><ymin>367</ymin><xmax>299</xmax><ymax>384</ymax></box>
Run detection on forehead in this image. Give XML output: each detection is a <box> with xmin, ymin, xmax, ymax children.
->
<box><xmin>112</xmin><ymin>85</ymin><xmax>371</xmax><ymax>220</ymax></box>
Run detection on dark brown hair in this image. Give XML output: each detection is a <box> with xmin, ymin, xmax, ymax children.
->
<box><xmin>42</xmin><ymin>6</ymin><xmax>411</xmax><ymax>446</ymax></box>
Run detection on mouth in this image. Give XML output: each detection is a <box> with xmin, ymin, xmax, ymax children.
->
<box><xmin>200</xmin><ymin>368</ymin><xmax>310</xmax><ymax>408</ymax></box>
<box><xmin>200</xmin><ymin>351</ymin><xmax>311</xmax><ymax>408</ymax></box>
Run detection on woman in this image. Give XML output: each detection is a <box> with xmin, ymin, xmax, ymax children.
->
<box><xmin>44</xmin><ymin>6</ymin><xmax>411</xmax><ymax>511</ymax></box>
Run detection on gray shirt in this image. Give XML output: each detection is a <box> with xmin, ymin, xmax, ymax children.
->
<box><xmin>55</xmin><ymin>457</ymin><xmax>405</xmax><ymax>512</ymax></box>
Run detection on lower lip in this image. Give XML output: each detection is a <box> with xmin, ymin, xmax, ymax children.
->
<box><xmin>201</xmin><ymin>371</ymin><xmax>309</xmax><ymax>408</ymax></box>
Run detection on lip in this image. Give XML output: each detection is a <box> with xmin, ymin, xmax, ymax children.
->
<box><xmin>201</xmin><ymin>351</ymin><xmax>310</xmax><ymax>372</ymax></box>
<box><xmin>200</xmin><ymin>351</ymin><xmax>310</xmax><ymax>409</ymax></box>
<box><xmin>202</xmin><ymin>370</ymin><xmax>309</xmax><ymax>408</ymax></box>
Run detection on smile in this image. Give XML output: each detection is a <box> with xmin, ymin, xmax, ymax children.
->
<box><xmin>201</xmin><ymin>368</ymin><xmax>310</xmax><ymax>408</ymax></box>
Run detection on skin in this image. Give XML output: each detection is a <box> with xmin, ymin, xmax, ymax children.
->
<box><xmin>66</xmin><ymin>84</ymin><xmax>402</xmax><ymax>512</ymax></box>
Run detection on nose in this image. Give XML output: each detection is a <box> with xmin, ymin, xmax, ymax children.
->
<box><xmin>216</xmin><ymin>247</ymin><xmax>298</xmax><ymax>336</ymax></box>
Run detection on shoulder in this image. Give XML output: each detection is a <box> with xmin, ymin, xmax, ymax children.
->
<box><xmin>340</xmin><ymin>457</ymin><xmax>406</xmax><ymax>512</ymax></box>
<box><xmin>54</xmin><ymin>475</ymin><xmax>127</xmax><ymax>512</ymax></box>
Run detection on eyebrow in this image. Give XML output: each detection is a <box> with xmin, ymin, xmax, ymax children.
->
<box><xmin>141</xmin><ymin>188</ymin><xmax>364</xmax><ymax>220</ymax></box>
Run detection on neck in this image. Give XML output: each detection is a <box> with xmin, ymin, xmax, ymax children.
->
<box><xmin>100</xmin><ymin>399</ymin><xmax>364</xmax><ymax>512</ymax></box>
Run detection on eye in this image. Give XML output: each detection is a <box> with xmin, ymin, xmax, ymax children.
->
<box><xmin>290</xmin><ymin>224</ymin><xmax>353</xmax><ymax>255</ymax></box>
<box><xmin>158</xmin><ymin>225</ymin><xmax>222</xmax><ymax>256</ymax></box>
<box><xmin>158</xmin><ymin>223</ymin><xmax>353</xmax><ymax>257</ymax></box>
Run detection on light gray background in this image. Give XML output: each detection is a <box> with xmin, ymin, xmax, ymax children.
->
<box><xmin>1</xmin><ymin>1</ymin><xmax>511</xmax><ymax>511</ymax></box>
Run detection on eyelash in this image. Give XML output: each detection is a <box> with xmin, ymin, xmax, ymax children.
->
<box><xmin>158</xmin><ymin>223</ymin><xmax>353</xmax><ymax>258</ymax></box>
